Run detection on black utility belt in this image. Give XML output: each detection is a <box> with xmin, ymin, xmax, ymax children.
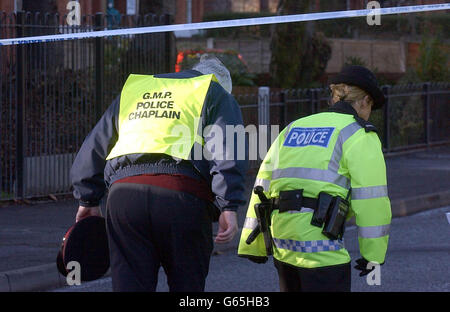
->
<box><xmin>272</xmin><ymin>189</ymin><xmax>318</xmax><ymax>213</ymax></box>
<box><xmin>274</xmin><ymin>189</ymin><xmax>350</xmax><ymax>240</ymax></box>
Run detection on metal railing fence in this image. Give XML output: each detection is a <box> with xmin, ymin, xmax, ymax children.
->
<box><xmin>0</xmin><ymin>11</ymin><xmax>173</xmax><ymax>200</ymax></box>
<box><xmin>236</xmin><ymin>82</ymin><xmax>450</xmax><ymax>169</ymax></box>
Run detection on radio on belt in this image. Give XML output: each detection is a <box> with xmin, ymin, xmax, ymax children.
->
<box><xmin>322</xmin><ymin>196</ymin><xmax>349</xmax><ymax>240</ymax></box>
<box><xmin>310</xmin><ymin>191</ymin><xmax>350</xmax><ymax>240</ymax></box>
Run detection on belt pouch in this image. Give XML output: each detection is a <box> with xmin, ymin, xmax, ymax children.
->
<box><xmin>311</xmin><ymin>192</ymin><xmax>334</xmax><ymax>227</ymax></box>
<box><xmin>278</xmin><ymin>189</ymin><xmax>303</xmax><ymax>213</ymax></box>
<box><xmin>322</xmin><ymin>197</ymin><xmax>349</xmax><ymax>240</ymax></box>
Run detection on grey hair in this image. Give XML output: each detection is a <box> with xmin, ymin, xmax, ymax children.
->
<box><xmin>192</xmin><ymin>54</ymin><xmax>232</xmax><ymax>94</ymax></box>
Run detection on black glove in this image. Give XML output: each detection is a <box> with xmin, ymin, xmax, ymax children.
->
<box><xmin>354</xmin><ymin>258</ymin><xmax>384</xmax><ymax>277</ymax></box>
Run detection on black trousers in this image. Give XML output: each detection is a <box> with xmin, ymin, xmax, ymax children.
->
<box><xmin>274</xmin><ymin>259</ymin><xmax>351</xmax><ymax>292</ymax></box>
<box><xmin>106</xmin><ymin>182</ymin><xmax>213</xmax><ymax>292</ymax></box>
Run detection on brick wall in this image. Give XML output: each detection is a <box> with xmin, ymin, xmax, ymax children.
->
<box><xmin>175</xmin><ymin>0</ymin><xmax>204</xmax><ymax>24</ymax></box>
<box><xmin>0</xmin><ymin>0</ymin><xmax>14</xmax><ymax>13</ymax></box>
<box><xmin>326</xmin><ymin>38</ymin><xmax>407</xmax><ymax>73</ymax></box>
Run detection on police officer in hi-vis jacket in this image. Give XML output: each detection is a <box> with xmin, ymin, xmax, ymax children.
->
<box><xmin>238</xmin><ymin>65</ymin><xmax>391</xmax><ymax>292</ymax></box>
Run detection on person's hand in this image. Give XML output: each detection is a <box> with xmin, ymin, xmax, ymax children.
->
<box><xmin>215</xmin><ymin>210</ymin><xmax>238</xmax><ymax>244</ymax></box>
<box><xmin>354</xmin><ymin>257</ymin><xmax>383</xmax><ymax>276</ymax></box>
<box><xmin>75</xmin><ymin>205</ymin><xmax>102</xmax><ymax>223</ymax></box>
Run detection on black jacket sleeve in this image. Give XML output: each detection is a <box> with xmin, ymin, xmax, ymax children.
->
<box><xmin>70</xmin><ymin>97</ymin><xmax>119</xmax><ymax>207</ymax></box>
<box><xmin>202</xmin><ymin>83</ymin><xmax>248</xmax><ymax>212</ymax></box>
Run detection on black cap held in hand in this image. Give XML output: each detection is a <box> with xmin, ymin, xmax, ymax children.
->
<box><xmin>329</xmin><ymin>65</ymin><xmax>386</xmax><ymax>110</ymax></box>
<box><xmin>56</xmin><ymin>216</ymin><xmax>110</xmax><ymax>282</ymax></box>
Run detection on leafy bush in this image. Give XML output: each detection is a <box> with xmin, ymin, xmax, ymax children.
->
<box><xmin>399</xmin><ymin>30</ymin><xmax>449</xmax><ymax>84</ymax></box>
<box><xmin>269</xmin><ymin>0</ymin><xmax>332</xmax><ymax>88</ymax></box>
<box><xmin>416</xmin><ymin>35</ymin><xmax>449</xmax><ymax>82</ymax></box>
<box><xmin>344</xmin><ymin>56</ymin><xmax>366</xmax><ymax>67</ymax></box>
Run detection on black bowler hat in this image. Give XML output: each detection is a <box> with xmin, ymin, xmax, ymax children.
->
<box><xmin>329</xmin><ymin>65</ymin><xmax>386</xmax><ymax>110</ymax></box>
<box><xmin>56</xmin><ymin>216</ymin><xmax>110</xmax><ymax>282</ymax></box>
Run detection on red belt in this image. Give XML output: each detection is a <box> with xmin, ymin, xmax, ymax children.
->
<box><xmin>113</xmin><ymin>174</ymin><xmax>215</xmax><ymax>203</ymax></box>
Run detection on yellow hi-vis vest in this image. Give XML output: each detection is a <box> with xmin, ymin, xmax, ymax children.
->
<box><xmin>106</xmin><ymin>74</ymin><xmax>218</xmax><ymax>160</ymax></box>
<box><xmin>238</xmin><ymin>112</ymin><xmax>392</xmax><ymax>268</ymax></box>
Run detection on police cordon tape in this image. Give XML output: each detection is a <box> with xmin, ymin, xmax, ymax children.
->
<box><xmin>0</xmin><ymin>4</ymin><xmax>449</xmax><ymax>46</ymax></box>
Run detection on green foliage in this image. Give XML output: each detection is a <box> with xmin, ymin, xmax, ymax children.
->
<box><xmin>399</xmin><ymin>30</ymin><xmax>449</xmax><ymax>84</ymax></box>
<box><xmin>359</xmin><ymin>90</ymin><xmax>426</xmax><ymax>150</ymax></box>
<box><xmin>336</xmin><ymin>57</ymin><xmax>428</xmax><ymax>149</ymax></box>
<box><xmin>344</xmin><ymin>56</ymin><xmax>366</xmax><ymax>67</ymax></box>
<box><xmin>385</xmin><ymin>92</ymin><xmax>426</xmax><ymax>149</ymax></box>
<box><xmin>0</xmin><ymin>191</ymin><xmax>13</xmax><ymax>200</ymax></box>
<box><xmin>270</xmin><ymin>28</ymin><xmax>331</xmax><ymax>88</ymax></box>
<box><xmin>26</xmin><ymin>68</ymin><xmax>97</xmax><ymax>155</ymax></box>
<box><xmin>398</xmin><ymin>67</ymin><xmax>422</xmax><ymax>84</ymax></box>
<box><xmin>393</xmin><ymin>96</ymin><xmax>424</xmax><ymax>148</ymax></box>
<box><xmin>270</xmin><ymin>21</ymin><xmax>306</xmax><ymax>88</ymax></box>
<box><xmin>416</xmin><ymin>35</ymin><xmax>449</xmax><ymax>82</ymax></box>
<box><xmin>304</xmin><ymin>32</ymin><xmax>332</xmax><ymax>87</ymax></box>
<box><xmin>270</xmin><ymin>0</ymin><xmax>332</xmax><ymax>88</ymax></box>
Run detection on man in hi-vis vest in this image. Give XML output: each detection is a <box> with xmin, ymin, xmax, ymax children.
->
<box><xmin>238</xmin><ymin>65</ymin><xmax>391</xmax><ymax>292</ymax></box>
<box><xmin>71</xmin><ymin>55</ymin><xmax>247</xmax><ymax>291</ymax></box>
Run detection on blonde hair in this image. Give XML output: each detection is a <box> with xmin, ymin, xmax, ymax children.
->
<box><xmin>330</xmin><ymin>83</ymin><xmax>373</xmax><ymax>107</ymax></box>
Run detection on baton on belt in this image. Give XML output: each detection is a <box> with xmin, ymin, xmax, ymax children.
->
<box><xmin>245</xmin><ymin>186</ymin><xmax>273</xmax><ymax>256</ymax></box>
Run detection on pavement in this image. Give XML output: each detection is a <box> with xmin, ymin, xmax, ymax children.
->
<box><xmin>0</xmin><ymin>145</ymin><xmax>449</xmax><ymax>292</ymax></box>
<box><xmin>51</xmin><ymin>205</ymin><xmax>450</xmax><ymax>292</ymax></box>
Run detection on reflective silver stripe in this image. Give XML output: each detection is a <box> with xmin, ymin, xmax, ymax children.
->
<box><xmin>328</xmin><ymin>122</ymin><xmax>361</xmax><ymax>172</ymax></box>
<box><xmin>272</xmin><ymin>167</ymin><xmax>350</xmax><ymax>189</ymax></box>
<box><xmin>358</xmin><ymin>224</ymin><xmax>390</xmax><ymax>238</ymax></box>
<box><xmin>352</xmin><ymin>185</ymin><xmax>388</xmax><ymax>200</ymax></box>
<box><xmin>254</xmin><ymin>178</ymin><xmax>271</xmax><ymax>192</ymax></box>
<box><xmin>273</xmin><ymin>237</ymin><xmax>344</xmax><ymax>253</ymax></box>
<box><xmin>243</xmin><ymin>217</ymin><xmax>258</xmax><ymax>230</ymax></box>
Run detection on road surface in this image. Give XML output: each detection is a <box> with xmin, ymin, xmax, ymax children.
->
<box><xmin>52</xmin><ymin>206</ymin><xmax>450</xmax><ymax>292</ymax></box>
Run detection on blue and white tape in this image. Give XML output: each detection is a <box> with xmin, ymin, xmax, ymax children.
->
<box><xmin>0</xmin><ymin>4</ymin><xmax>449</xmax><ymax>46</ymax></box>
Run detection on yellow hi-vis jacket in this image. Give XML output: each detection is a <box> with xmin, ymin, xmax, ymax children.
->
<box><xmin>107</xmin><ymin>73</ymin><xmax>218</xmax><ymax>160</ymax></box>
<box><xmin>238</xmin><ymin>105</ymin><xmax>392</xmax><ymax>268</ymax></box>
